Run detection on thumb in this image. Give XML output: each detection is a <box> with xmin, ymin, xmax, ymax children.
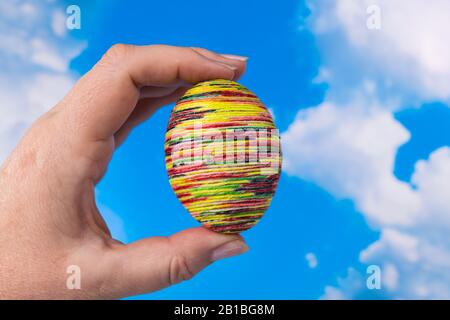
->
<box><xmin>102</xmin><ymin>227</ymin><xmax>249</xmax><ymax>298</ymax></box>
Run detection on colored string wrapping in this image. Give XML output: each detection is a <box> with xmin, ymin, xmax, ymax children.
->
<box><xmin>165</xmin><ymin>79</ymin><xmax>281</xmax><ymax>233</ymax></box>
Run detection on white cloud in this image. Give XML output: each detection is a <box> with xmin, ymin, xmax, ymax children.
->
<box><xmin>412</xmin><ymin>148</ymin><xmax>450</xmax><ymax>225</ymax></box>
<box><xmin>284</xmin><ymin>0</ymin><xmax>450</xmax><ymax>299</ymax></box>
<box><xmin>0</xmin><ymin>73</ymin><xmax>74</xmax><ymax>161</ymax></box>
<box><xmin>382</xmin><ymin>263</ymin><xmax>399</xmax><ymax>291</ymax></box>
<box><xmin>359</xmin><ymin>199</ymin><xmax>450</xmax><ymax>299</ymax></box>
<box><xmin>308</xmin><ymin>0</ymin><xmax>450</xmax><ymax>106</ymax></box>
<box><xmin>321</xmin><ymin>268</ymin><xmax>363</xmax><ymax>300</ymax></box>
<box><xmin>283</xmin><ymin>102</ymin><xmax>421</xmax><ymax>227</ymax></box>
<box><xmin>305</xmin><ymin>252</ymin><xmax>318</xmax><ymax>269</ymax></box>
<box><xmin>321</xmin><ymin>286</ymin><xmax>345</xmax><ymax>300</ymax></box>
<box><xmin>52</xmin><ymin>9</ymin><xmax>67</xmax><ymax>37</ymax></box>
<box><xmin>284</xmin><ymin>102</ymin><xmax>450</xmax><ymax>298</ymax></box>
<box><xmin>0</xmin><ymin>0</ymin><xmax>86</xmax><ymax>164</ymax></box>
<box><xmin>321</xmin><ymin>264</ymin><xmax>399</xmax><ymax>299</ymax></box>
<box><xmin>360</xmin><ymin>229</ymin><xmax>420</xmax><ymax>264</ymax></box>
<box><xmin>30</xmin><ymin>38</ymin><xmax>69</xmax><ymax>72</ymax></box>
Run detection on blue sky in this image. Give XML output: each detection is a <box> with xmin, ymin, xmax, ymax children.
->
<box><xmin>1</xmin><ymin>0</ymin><xmax>450</xmax><ymax>299</ymax></box>
<box><xmin>72</xmin><ymin>0</ymin><xmax>380</xmax><ymax>299</ymax></box>
<box><xmin>78</xmin><ymin>0</ymin><xmax>374</xmax><ymax>299</ymax></box>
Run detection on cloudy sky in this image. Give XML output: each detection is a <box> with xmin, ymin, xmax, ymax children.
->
<box><xmin>1</xmin><ymin>0</ymin><xmax>449</xmax><ymax>299</ymax></box>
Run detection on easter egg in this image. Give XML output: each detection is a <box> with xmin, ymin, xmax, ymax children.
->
<box><xmin>164</xmin><ymin>79</ymin><xmax>281</xmax><ymax>233</ymax></box>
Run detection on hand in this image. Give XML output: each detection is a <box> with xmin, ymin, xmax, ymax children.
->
<box><xmin>0</xmin><ymin>45</ymin><xmax>249</xmax><ymax>299</ymax></box>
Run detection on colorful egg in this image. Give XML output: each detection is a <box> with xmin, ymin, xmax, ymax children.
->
<box><xmin>164</xmin><ymin>79</ymin><xmax>282</xmax><ymax>233</ymax></box>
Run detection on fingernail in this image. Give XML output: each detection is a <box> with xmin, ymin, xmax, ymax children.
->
<box><xmin>221</xmin><ymin>54</ymin><xmax>249</xmax><ymax>61</ymax></box>
<box><xmin>211</xmin><ymin>240</ymin><xmax>249</xmax><ymax>261</ymax></box>
<box><xmin>215</xmin><ymin>61</ymin><xmax>238</xmax><ymax>71</ymax></box>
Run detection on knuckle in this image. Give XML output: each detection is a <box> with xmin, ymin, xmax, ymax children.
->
<box><xmin>102</xmin><ymin>43</ymin><xmax>134</xmax><ymax>64</ymax></box>
<box><xmin>168</xmin><ymin>254</ymin><xmax>194</xmax><ymax>285</ymax></box>
<box><xmin>188</xmin><ymin>46</ymin><xmax>203</xmax><ymax>56</ymax></box>
<box><xmin>190</xmin><ymin>47</ymin><xmax>210</xmax><ymax>56</ymax></box>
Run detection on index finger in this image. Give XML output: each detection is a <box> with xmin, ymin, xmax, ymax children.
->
<box><xmin>61</xmin><ymin>44</ymin><xmax>246</xmax><ymax>142</ymax></box>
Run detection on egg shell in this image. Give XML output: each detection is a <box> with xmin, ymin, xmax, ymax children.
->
<box><xmin>165</xmin><ymin>79</ymin><xmax>281</xmax><ymax>233</ymax></box>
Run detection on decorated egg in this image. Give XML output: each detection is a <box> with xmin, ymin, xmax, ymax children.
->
<box><xmin>164</xmin><ymin>79</ymin><xmax>281</xmax><ymax>233</ymax></box>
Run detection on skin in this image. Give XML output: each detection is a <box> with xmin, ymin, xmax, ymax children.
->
<box><xmin>0</xmin><ymin>45</ymin><xmax>249</xmax><ymax>299</ymax></box>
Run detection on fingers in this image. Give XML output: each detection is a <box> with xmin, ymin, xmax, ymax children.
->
<box><xmin>190</xmin><ymin>47</ymin><xmax>248</xmax><ymax>80</ymax></box>
<box><xmin>113</xmin><ymin>86</ymin><xmax>189</xmax><ymax>147</ymax></box>
<box><xmin>139</xmin><ymin>86</ymin><xmax>178</xmax><ymax>99</ymax></box>
<box><xmin>112</xmin><ymin>49</ymin><xmax>247</xmax><ymax>147</ymax></box>
<box><xmin>99</xmin><ymin>227</ymin><xmax>249</xmax><ymax>299</ymax></box>
<box><xmin>61</xmin><ymin>45</ymin><xmax>247</xmax><ymax>142</ymax></box>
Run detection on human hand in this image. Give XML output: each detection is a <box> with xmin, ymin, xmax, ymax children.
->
<box><xmin>0</xmin><ymin>45</ymin><xmax>249</xmax><ymax>299</ymax></box>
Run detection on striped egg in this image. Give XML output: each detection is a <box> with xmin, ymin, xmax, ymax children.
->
<box><xmin>164</xmin><ymin>79</ymin><xmax>281</xmax><ymax>233</ymax></box>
